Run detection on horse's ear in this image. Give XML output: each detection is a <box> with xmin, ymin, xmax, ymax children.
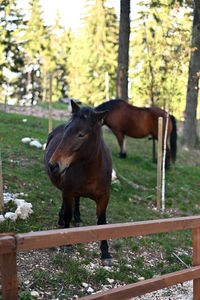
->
<box><xmin>71</xmin><ymin>100</ymin><xmax>80</xmax><ymax>113</ymax></box>
<box><xmin>95</xmin><ymin>110</ymin><xmax>108</xmax><ymax>124</ymax></box>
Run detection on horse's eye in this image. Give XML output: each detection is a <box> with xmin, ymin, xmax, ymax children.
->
<box><xmin>78</xmin><ymin>132</ymin><xmax>85</xmax><ymax>138</ymax></box>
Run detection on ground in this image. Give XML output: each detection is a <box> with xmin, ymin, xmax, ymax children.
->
<box><xmin>0</xmin><ymin>104</ymin><xmax>198</xmax><ymax>299</ymax></box>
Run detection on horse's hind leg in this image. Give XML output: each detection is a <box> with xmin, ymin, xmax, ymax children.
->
<box><xmin>165</xmin><ymin>144</ymin><xmax>171</xmax><ymax>169</ymax></box>
<box><xmin>96</xmin><ymin>197</ymin><xmax>112</xmax><ymax>266</ymax></box>
<box><xmin>112</xmin><ymin>130</ymin><xmax>126</xmax><ymax>158</ymax></box>
<box><xmin>73</xmin><ymin>197</ymin><xmax>82</xmax><ymax>226</ymax></box>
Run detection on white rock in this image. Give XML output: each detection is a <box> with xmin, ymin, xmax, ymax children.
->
<box><xmin>82</xmin><ymin>282</ymin><xmax>89</xmax><ymax>288</ymax></box>
<box><xmin>29</xmin><ymin>140</ymin><xmax>42</xmax><ymax>148</ymax></box>
<box><xmin>125</xmin><ymin>264</ymin><xmax>132</xmax><ymax>269</ymax></box>
<box><xmin>112</xmin><ymin>169</ymin><xmax>117</xmax><ymax>181</ymax></box>
<box><xmin>107</xmin><ymin>278</ymin><xmax>114</xmax><ymax>284</ymax></box>
<box><xmin>22</xmin><ymin>119</ymin><xmax>27</xmax><ymax>123</ymax></box>
<box><xmin>138</xmin><ymin>276</ymin><xmax>145</xmax><ymax>281</ymax></box>
<box><xmin>3</xmin><ymin>193</ymin><xmax>13</xmax><ymax>203</ymax></box>
<box><xmin>21</xmin><ymin>137</ymin><xmax>31</xmax><ymax>143</ymax></box>
<box><xmin>0</xmin><ymin>215</ymin><xmax>5</xmax><ymax>222</ymax></box>
<box><xmin>87</xmin><ymin>287</ymin><xmax>94</xmax><ymax>293</ymax></box>
<box><xmin>5</xmin><ymin>212</ymin><xmax>18</xmax><ymax>221</ymax></box>
<box><xmin>30</xmin><ymin>290</ymin><xmax>40</xmax><ymax>298</ymax></box>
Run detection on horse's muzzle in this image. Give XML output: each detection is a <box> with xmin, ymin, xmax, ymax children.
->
<box><xmin>48</xmin><ymin>162</ymin><xmax>59</xmax><ymax>174</ymax></box>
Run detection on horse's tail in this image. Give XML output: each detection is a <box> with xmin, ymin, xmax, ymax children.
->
<box><xmin>170</xmin><ymin>115</ymin><xmax>177</xmax><ymax>163</ymax></box>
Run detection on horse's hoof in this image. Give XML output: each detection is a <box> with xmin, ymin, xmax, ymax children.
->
<box><xmin>75</xmin><ymin>222</ymin><xmax>83</xmax><ymax>227</ymax></box>
<box><xmin>165</xmin><ymin>164</ymin><xmax>170</xmax><ymax>170</ymax></box>
<box><xmin>102</xmin><ymin>258</ymin><xmax>112</xmax><ymax>267</ymax></box>
<box><xmin>118</xmin><ymin>153</ymin><xmax>127</xmax><ymax>159</ymax></box>
<box><xmin>62</xmin><ymin>245</ymin><xmax>73</xmax><ymax>254</ymax></box>
<box><xmin>58</xmin><ymin>224</ymin><xmax>65</xmax><ymax>229</ymax></box>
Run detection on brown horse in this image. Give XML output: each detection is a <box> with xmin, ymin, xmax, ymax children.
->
<box><xmin>95</xmin><ymin>99</ymin><xmax>177</xmax><ymax>168</ymax></box>
<box><xmin>44</xmin><ymin>100</ymin><xmax>112</xmax><ymax>265</ymax></box>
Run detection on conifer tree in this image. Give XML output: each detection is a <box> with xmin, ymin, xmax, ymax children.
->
<box><xmin>129</xmin><ymin>0</ymin><xmax>191</xmax><ymax>118</ymax></box>
<box><xmin>0</xmin><ymin>0</ymin><xmax>25</xmax><ymax>101</ymax></box>
<box><xmin>67</xmin><ymin>0</ymin><xmax>118</xmax><ymax>105</ymax></box>
<box><xmin>22</xmin><ymin>0</ymin><xmax>47</xmax><ymax>104</ymax></box>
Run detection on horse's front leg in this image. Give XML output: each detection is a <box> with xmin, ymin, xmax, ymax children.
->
<box><xmin>61</xmin><ymin>192</ymin><xmax>73</xmax><ymax>253</ymax></box>
<box><xmin>58</xmin><ymin>202</ymin><xmax>65</xmax><ymax>228</ymax></box>
<box><xmin>96</xmin><ymin>196</ymin><xmax>112</xmax><ymax>266</ymax></box>
<box><xmin>73</xmin><ymin>197</ymin><xmax>82</xmax><ymax>226</ymax></box>
<box><xmin>59</xmin><ymin>197</ymin><xmax>82</xmax><ymax>227</ymax></box>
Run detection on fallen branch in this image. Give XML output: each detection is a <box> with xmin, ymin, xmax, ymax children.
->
<box><xmin>118</xmin><ymin>174</ymin><xmax>148</xmax><ymax>191</ymax></box>
<box><xmin>172</xmin><ymin>252</ymin><xmax>189</xmax><ymax>268</ymax></box>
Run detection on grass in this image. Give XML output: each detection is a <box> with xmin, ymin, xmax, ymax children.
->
<box><xmin>0</xmin><ymin>109</ymin><xmax>200</xmax><ymax>298</ymax></box>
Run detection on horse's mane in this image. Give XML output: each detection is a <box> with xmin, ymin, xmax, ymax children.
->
<box><xmin>95</xmin><ymin>99</ymin><xmax>123</xmax><ymax>112</ymax></box>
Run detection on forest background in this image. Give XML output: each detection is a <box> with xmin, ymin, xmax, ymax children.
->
<box><xmin>0</xmin><ymin>0</ymin><xmax>199</xmax><ymax>121</ymax></box>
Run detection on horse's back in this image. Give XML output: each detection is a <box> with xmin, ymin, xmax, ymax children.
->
<box><xmin>105</xmin><ymin>101</ymin><xmax>152</xmax><ymax>138</ymax></box>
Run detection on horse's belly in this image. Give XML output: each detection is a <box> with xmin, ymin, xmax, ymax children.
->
<box><xmin>126</xmin><ymin>128</ymin><xmax>149</xmax><ymax>138</ymax></box>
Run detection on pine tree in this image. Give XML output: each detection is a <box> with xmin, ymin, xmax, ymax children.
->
<box><xmin>21</xmin><ymin>0</ymin><xmax>47</xmax><ymax>104</ymax></box>
<box><xmin>67</xmin><ymin>0</ymin><xmax>118</xmax><ymax>105</ymax></box>
<box><xmin>129</xmin><ymin>0</ymin><xmax>191</xmax><ymax>118</ymax></box>
<box><xmin>116</xmin><ymin>0</ymin><xmax>130</xmax><ymax>101</ymax></box>
<box><xmin>0</xmin><ymin>0</ymin><xmax>25</xmax><ymax>101</ymax></box>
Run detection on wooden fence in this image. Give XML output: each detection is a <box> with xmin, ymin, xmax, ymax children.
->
<box><xmin>1</xmin><ymin>215</ymin><xmax>200</xmax><ymax>300</ymax></box>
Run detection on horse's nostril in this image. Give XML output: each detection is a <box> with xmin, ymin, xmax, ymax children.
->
<box><xmin>49</xmin><ymin>162</ymin><xmax>59</xmax><ymax>173</ymax></box>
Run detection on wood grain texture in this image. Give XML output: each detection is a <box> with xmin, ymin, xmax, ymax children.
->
<box><xmin>0</xmin><ymin>252</ymin><xmax>18</xmax><ymax>300</ymax></box>
<box><xmin>80</xmin><ymin>266</ymin><xmax>200</xmax><ymax>300</ymax></box>
<box><xmin>16</xmin><ymin>215</ymin><xmax>200</xmax><ymax>251</ymax></box>
<box><xmin>193</xmin><ymin>227</ymin><xmax>200</xmax><ymax>300</ymax></box>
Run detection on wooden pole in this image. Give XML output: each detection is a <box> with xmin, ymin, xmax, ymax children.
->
<box><xmin>0</xmin><ymin>251</ymin><xmax>18</xmax><ymax>300</ymax></box>
<box><xmin>0</xmin><ymin>145</ymin><xmax>4</xmax><ymax>212</ymax></box>
<box><xmin>156</xmin><ymin>117</ymin><xmax>163</xmax><ymax>210</ymax></box>
<box><xmin>48</xmin><ymin>74</ymin><xmax>53</xmax><ymax>134</ymax></box>
<box><xmin>105</xmin><ymin>72</ymin><xmax>109</xmax><ymax>101</ymax></box>
<box><xmin>161</xmin><ymin>112</ymin><xmax>169</xmax><ymax>212</ymax></box>
<box><xmin>193</xmin><ymin>227</ymin><xmax>200</xmax><ymax>300</ymax></box>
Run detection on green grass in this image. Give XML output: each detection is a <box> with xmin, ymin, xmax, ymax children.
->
<box><xmin>0</xmin><ymin>110</ymin><xmax>200</xmax><ymax>298</ymax></box>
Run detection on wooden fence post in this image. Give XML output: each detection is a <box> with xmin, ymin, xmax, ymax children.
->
<box><xmin>193</xmin><ymin>227</ymin><xmax>200</xmax><ymax>300</ymax></box>
<box><xmin>156</xmin><ymin>117</ymin><xmax>163</xmax><ymax>210</ymax></box>
<box><xmin>0</xmin><ymin>235</ymin><xmax>18</xmax><ymax>300</ymax></box>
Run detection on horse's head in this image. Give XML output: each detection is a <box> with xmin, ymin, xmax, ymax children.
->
<box><xmin>48</xmin><ymin>100</ymin><xmax>107</xmax><ymax>175</ymax></box>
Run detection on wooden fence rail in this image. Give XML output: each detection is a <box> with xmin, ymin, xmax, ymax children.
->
<box><xmin>1</xmin><ymin>215</ymin><xmax>200</xmax><ymax>299</ymax></box>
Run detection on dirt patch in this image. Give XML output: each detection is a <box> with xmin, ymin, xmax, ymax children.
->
<box><xmin>0</xmin><ymin>104</ymin><xmax>70</xmax><ymax>121</ymax></box>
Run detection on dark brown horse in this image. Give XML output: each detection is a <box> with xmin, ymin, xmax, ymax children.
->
<box><xmin>44</xmin><ymin>100</ymin><xmax>112</xmax><ymax>265</ymax></box>
<box><xmin>95</xmin><ymin>99</ymin><xmax>177</xmax><ymax>168</ymax></box>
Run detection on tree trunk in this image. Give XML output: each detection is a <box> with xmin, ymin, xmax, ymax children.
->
<box><xmin>116</xmin><ymin>0</ymin><xmax>130</xmax><ymax>101</ymax></box>
<box><xmin>42</xmin><ymin>69</ymin><xmax>47</xmax><ymax>102</ymax></box>
<box><xmin>182</xmin><ymin>0</ymin><xmax>200</xmax><ymax>147</ymax></box>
